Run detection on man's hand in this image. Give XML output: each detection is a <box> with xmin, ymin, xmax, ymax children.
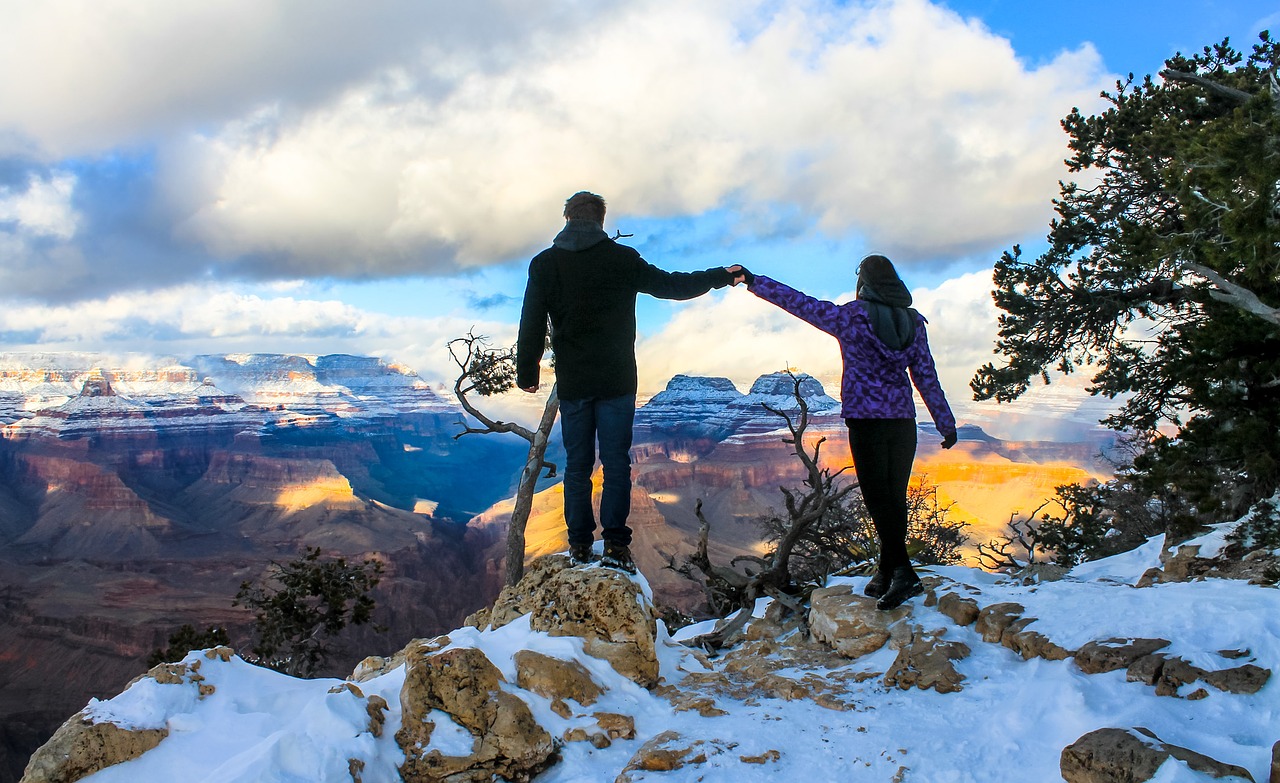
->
<box><xmin>726</xmin><ymin>264</ymin><xmax>753</xmax><ymax>286</ymax></box>
<box><xmin>941</xmin><ymin>431</ymin><xmax>958</xmax><ymax>449</ymax></box>
<box><xmin>521</xmin><ymin>385</ymin><xmax>538</xmax><ymax>393</ymax></box>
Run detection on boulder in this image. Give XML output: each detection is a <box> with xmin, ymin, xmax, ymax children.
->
<box><xmin>1162</xmin><ymin>544</ymin><xmax>1214</xmax><ymax>582</ymax></box>
<box><xmin>474</xmin><ymin>555</ymin><xmax>660</xmax><ymax>687</ymax></box>
<box><xmin>1270</xmin><ymin>740</ymin><xmax>1278</xmax><ymax>783</ymax></box>
<box><xmin>936</xmin><ymin>592</ymin><xmax>980</xmax><ymax>627</ymax></box>
<box><xmin>883</xmin><ymin>629</ymin><xmax>970</xmax><ymax>694</ymax></box>
<box><xmin>20</xmin><ymin>715</ymin><xmax>167</xmax><ymax>783</ymax></box>
<box><xmin>614</xmin><ymin>732</ymin><xmax>741</xmax><ymax>782</ymax></box>
<box><xmin>593</xmin><ymin>712</ymin><xmax>636</xmax><ymax>740</ymax></box>
<box><xmin>1125</xmin><ymin>654</ymin><xmax>1168</xmax><ymax>687</ymax></box>
<box><xmin>395</xmin><ymin>644</ymin><xmax>556</xmax><ymax>783</ymax></box>
<box><xmin>974</xmin><ymin>602</ymin><xmax>1025</xmax><ymax>644</ymax></box>
<box><xmin>514</xmin><ymin>650</ymin><xmax>605</xmax><ymax>707</ymax></box>
<box><xmin>808</xmin><ymin>585</ymin><xmax>913</xmax><ymax>659</ymax></box>
<box><xmin>615</xmin><ymin>730</ymin><xmax>693</xmax><ymax>779</ymax></box>
<box><xmin>1154</xmin><ymin>657</ymin><xmax>1206</xmax><ymax>698</ymax></box>
<box><xmin>1003</xmin><ymin>621</ymin><xmax>1073</xmax><ymax>661</ymax></box>
<box><xmin>1201</xmin><ymin>663</ymin><xmax>1271</xmax><ymax>695</ymax></box>
<box><xmin>1061</xmin><ymin>727</ymin><xmax>1254</xmax><ymax>783</ymax></box>
<box><xmin>1074</xmin><ymin>638</ymin><xmax>1171</xmax><ymax>675</ymax></box>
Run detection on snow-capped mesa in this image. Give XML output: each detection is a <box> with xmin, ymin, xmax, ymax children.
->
<box><xmin>186</xmin><ymin>354</ymin><xmax>452</xmax><ymax>414</ymax></box>
<box><xmin>707</xmin><ymin>371</ymin><xmax>843</xmax><ymax>440</ymax></box>
<box><xmin>0</xmin><ymin>352</ymin><xmax>456</xmax><ymax>438</ymax></box>
<box><xmin>634</xmin><ymin>375</ymin><xmax>745</xmax><ymax>440</ymax></box>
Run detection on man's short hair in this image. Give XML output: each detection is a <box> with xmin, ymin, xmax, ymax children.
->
<box><xmin>564</xmin><ymin>191</ymin><xmax>607</xmax><ymax>223</ymax></box>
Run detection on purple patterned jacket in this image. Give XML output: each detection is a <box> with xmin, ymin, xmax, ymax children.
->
<box><xmin>749</xmin><ymin>275</ymin><xmax>957</xmax><ymax>436</ymax></box>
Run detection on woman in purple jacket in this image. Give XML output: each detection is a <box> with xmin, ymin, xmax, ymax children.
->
<box><xmin>729</xmin><ymin>256</ymin><xmax>958</xmax><ymax>610</ymax></box>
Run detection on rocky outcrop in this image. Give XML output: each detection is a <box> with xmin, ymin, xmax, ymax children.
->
<box><xmin>807</xmin><ymin>583</ymin><xmax>971</xmax><ymax>694</ymax></box>
<box><xmin>514</xmin><ymin>650</ymin><xmax>604</xmax><ymax>708</ymax></box>
<box><xmin>808</xmin><ymin>585</ymin><xmax>913</xmax><ymax>658</ymax></box>
<box><xmin>1074</xmin><ymin>638</ymin><xmax>1173</xmax><ymax>675</ymax></box>
<box><xmin>395</xmin><ymin>642</ymin><xmax>556</xmax><ymax>783</ymax></box>
<box><xmin>1060</xmin><ymin>727</ymin><xmax>1254</xmax><ymax>783</ymax></box>
<box><xmin>883</xmin><ymin>629</ymin><xmax>970</xmax><ymax>694</ymax></box>
<box><xmin>469</xmin><ymin>555</ymin><xmax>660</xmax><ymax>687</ymax></box>
<box><xmin>393</xmin><ymin>554</ymin><xmax>668</xmax><ymax>780</ymax></box>
<box><xmin>19</xmin><ymin>650</ymin><xmax>235</xmax><ymax>783</ymax></box>
<box><xmin>614</xmin><ymin>731</ymin><xmax>778</xmax><ymax>782</ymax></box>
<box><xmin>19</xmin><ymin>717</ymin><xmax>167</xmax><ymax>783</ymax></box>
<box><xmin>926</xmin><ymin>583</ymin><xmax>1272</xmax><ymax>698</ymax></box>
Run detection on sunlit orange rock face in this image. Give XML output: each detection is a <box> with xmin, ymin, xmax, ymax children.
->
<box><xmin>490</xmin><ymin>419</ymin><xmax>1111</xmax><ymax>615</ymax></box>
<box><xmin>0</xmin><ymin>361</ymin><xmax>1115</xmax><ymax>778</ymax></box>
<box><xmin>0</xmin><ymin>353</ymin><xmax>532</xmax><ymax>780</ymax></box>
<box><xmin>493</xmin><ymin>373</ymin><xmax>1118</xmax><ymax>613</ymax></box>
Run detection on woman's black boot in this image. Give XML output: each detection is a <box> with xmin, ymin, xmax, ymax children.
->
<box><xmin>876</xmin><ymin>566</ymin><xmax>923</xmax><ymax>610</ymax></box>
<box><xmin>863</xmin><ymin>569</ymin><xmax>890</xmax><ymax>598</ymax></box>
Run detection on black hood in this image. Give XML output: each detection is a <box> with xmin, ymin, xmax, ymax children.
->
<box><xmin>857</xmin><ymin>279</ymin><xmax>916</xmax><ymax>350</ymax></box>
<box><xmin>553</xmin><ymin>219</ymin><xmax>610</xmax><ymax>251</ymax></box>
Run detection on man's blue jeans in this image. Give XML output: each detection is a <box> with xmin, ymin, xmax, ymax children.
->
<box><xmin>558</xmin><ymin>394</ymin><xmax>635</xmax><ymax>549</ymax></box>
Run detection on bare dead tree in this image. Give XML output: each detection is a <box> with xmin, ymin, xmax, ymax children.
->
<box><xmin>974</xmin><ymin>503</ymin><xmax>1050</xmax><ymax>572</ymax></box>
<box><xmin>449</xmin><ymin>331</ymin><xmax>559</xmax><ymax>587</ymax></box>
<box><xmin>676</xmin><ymin>372</ymin><xmax>856</xmax><ymax>652</ymax></box>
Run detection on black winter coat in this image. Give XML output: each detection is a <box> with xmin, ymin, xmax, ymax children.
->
<box><xmin>516</xmin><ymin>223</ymin><xmax>731</xmax><ymax>400</ymax></box>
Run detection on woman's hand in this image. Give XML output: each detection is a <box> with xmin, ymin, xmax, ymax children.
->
<box><xmin>726</xmin><ymin>264</ymin><xmax>754</xmax><ymax>286</ymax></box>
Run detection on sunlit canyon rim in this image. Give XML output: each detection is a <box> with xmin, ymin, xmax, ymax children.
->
<box><xmin>0</xmin><ymin>353</ymin><xmax>1114</xmax><ymax>781</ymax></box>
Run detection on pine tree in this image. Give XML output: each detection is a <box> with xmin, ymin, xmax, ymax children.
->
<box><xmin>972</xmin><ymin>33</ymin><xmax>1280</xmax><ymax>536</ymax></box>
<box><xmin>234</xmin><ymin>548</ymin><xmax>384</xmax><ymax>677</ymax></box>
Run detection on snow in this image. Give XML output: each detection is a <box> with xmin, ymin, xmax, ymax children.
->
<box><xmin>1067</xmin><ymin>533</ymin><xmax>1166</xmax><ymax>585</ymax></box>
<box><xmin>0</xmin><ymin>351</ymin><xmax>459</xmax><ymax>438</ymax></box>
<box><xmin>75</xmin><ymin>533</ymin><xmax>1280</xmax><ymax>783</ymax></box>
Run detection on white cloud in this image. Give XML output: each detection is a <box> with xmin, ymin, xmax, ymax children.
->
<box><xmin>0</xmin><ymin>172</ymin><xmax>79</xmax><ymax>239</ymax></box>
<box><xmin>171</xmin><ymin>0</ymin><xmax>1107</xmax><ymax>275</ymax></box>
<box><xmin>0</xmin><ymin>284</ymin><xmax>512</xmax><ymax>385</ymax></box>
<box><xmin>0</xmin><ymin>0</ymin><xmax>1111</xmax><ymax>289</ymax></box>
<box><xmin>633</xmin><ymin>268</ymin><xmax>1129</xmax><ymax>438</ymax></box>
<box><xmin>635</xmin><ymin>267</ymin><xmax>999</xmax><ymax>402</ymax></box>
<box><xmin>0</xmin><ymin>0</ymin><xmax>603</xmax><ymax>157</ymax></box>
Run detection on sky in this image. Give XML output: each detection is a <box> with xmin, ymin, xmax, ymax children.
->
<box><xmin>1</xmin><ymin>0</ymin><xmax>1277</xmax><ymax>431</ymax></box>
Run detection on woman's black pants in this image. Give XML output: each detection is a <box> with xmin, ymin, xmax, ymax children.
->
<box><xmin>846</xmin><ymin>418</ymin><xmax>917</xmax><ymax>573</ymax></box>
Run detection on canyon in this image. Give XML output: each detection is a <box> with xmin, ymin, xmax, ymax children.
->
<box><xmin>0</xmin><ymin>356</ymin><xmax>1113</xmax><ymax>781</ymax></box>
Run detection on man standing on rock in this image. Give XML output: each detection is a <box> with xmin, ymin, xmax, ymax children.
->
<box><xmin>517</xmin><ymin>191</ymin><xmax>738</xmax><ymax>574</ymax></box>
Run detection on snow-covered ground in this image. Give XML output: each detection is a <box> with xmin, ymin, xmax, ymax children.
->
<box><xmin>74</xmin><ymin>527</ymin><xmax>1278</xmax><ymax>782</ymax></box>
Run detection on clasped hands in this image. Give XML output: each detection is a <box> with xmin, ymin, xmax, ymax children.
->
<box><xmin>725</xmin><ymin>264</ymin><xmax>753</xmax><ymax>287</ymax></box>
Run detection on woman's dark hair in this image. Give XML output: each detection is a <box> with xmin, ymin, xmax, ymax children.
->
<box><xmin>857</xmin><ymin>254</ymin><xmax>900</xmax><ymax>284</ymax></box>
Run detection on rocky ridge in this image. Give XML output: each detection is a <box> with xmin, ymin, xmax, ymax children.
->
<box><xmin>21</xmin><ymin>520</ymin><xmax>1280</xmax><ymax>783</ymax></box>
<box><xmin>0</xmin><ymin>352</ymin><xmax>451</xmax><ymax>437</ymax></box>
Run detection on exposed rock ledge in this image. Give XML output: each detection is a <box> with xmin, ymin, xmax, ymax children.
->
<box><xmin>21</xmin><ymin>556</ymin><xmax>1277</xmax><ymax>783</ymax></box>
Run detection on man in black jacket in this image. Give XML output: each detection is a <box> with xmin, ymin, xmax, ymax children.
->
<box><xmin>517</xmin><ymin>191</ymin><xmax>737</xmax><ymax>573</ymax></box>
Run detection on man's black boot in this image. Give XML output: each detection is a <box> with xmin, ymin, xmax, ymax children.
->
<box><xmin>569</xmin><ymin>543</ymin><xmax>596</xmax><ymax>565</ymax></box>
<box><xmin>876</xmin><ymin>566</ymin><xmax>923</xmax><ymax>610</ymax></box>
<box><xmin>601</xmin><ymin>542</ymin><xmax>636</xmax><ymax>574</ymax></box>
